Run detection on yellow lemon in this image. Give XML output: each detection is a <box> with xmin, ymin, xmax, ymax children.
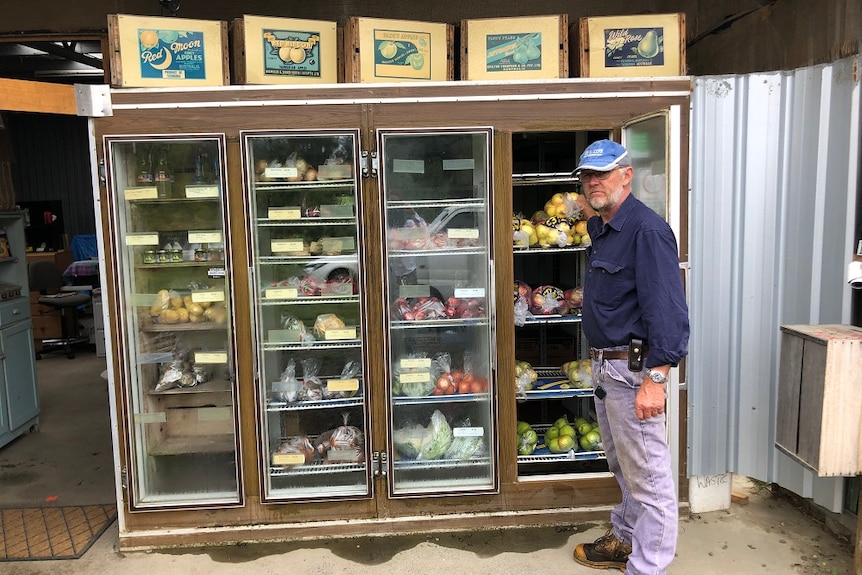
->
<box><xmin>551</xmin><ymin>192</ymin><xmax>565</xmax><ymax>206</ymax></box>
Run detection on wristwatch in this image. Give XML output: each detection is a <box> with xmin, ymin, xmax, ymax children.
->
<box><xmin>647</xmin><ymin>369</ymin><xmax>668</xmax><ymax>384</ymax></box>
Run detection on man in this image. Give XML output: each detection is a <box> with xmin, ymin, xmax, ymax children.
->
<box><xmin>572</xmin><ymin>139</ymin><xmax>690</xmax><ymax>575</ymax></box>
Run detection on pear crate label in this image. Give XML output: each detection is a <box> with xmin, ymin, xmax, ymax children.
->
<box><xmin>138</xmin><ymin>29</ymin><xmax>207</xmax><ymax>80</ymax></box>
<box><xmin>373</xmin><ymin>29</ymin><xmax>431</xmax><ymax>80</ymax></box>
<box><xmin>603</xmin><ymin>27</ymin><xmax>664</xmax><ymax>68</ymax></box>
<box><xmin>262</xmin><ymin>29</ymin><xmax>323</xmax><ymax>78</ymax></box>
<box><xmin>485</xmin><ymin>32</ymin><xmax>542</xmax><ymax>72</ymax></box>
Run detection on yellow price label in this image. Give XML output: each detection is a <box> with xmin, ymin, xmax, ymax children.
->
<box><xmin>324</xmin><ymin>328</ymin><xmax>357</xmax><ymax>340</ymax></box>
<box><xmin>125</xmin><ymin>187</ymin><xmax>158</xmax><ymax>200</ymax></box>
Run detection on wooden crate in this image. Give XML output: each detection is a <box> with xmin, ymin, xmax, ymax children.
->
<box><xmin>343</xmin><ymin>17</ymin><xmax>453</xmax><ymax>83</ymax></box>
<box><xmin>776</xmin><ymin>324</ymin><xmax>862</xmax><ymax>476</ymax></box>
<box><xmin>230</xmin><ymin>15</ymin><xmax>339</xmax><ymax>85</ymax></box>
<box><xmin>107</xmin><ymin>14</ymin><xmax>229</xmax><ymax>88</ymax></box>
<box><xmin>460</xmin><ymin>15</ymin><xmax>568</xmax><ymax>81</ymax></box>
<box><xmin>571</xmin><ymin>13</ymin><xmax>686</xmax><ymax>78</ymax></box>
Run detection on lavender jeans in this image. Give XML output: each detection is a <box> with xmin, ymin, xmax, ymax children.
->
<box><xmin>592</xmin><ymin>351</ymin><xmax>677</xmax><ymax>575</ymax></box>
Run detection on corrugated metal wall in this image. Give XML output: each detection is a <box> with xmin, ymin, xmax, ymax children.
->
<box><xmin>6</xmin><ymin>112</ymin><xmax>96</xmax><ymax>240</ymax></box>
<box><xmin>689</xmin><ymin>56</ymin><xmax>861</xmax><ymax>494</ymax></box>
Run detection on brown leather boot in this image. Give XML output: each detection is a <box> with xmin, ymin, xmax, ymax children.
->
<box><xmin>573</xmin><ymin>529</ymin><xmax>632</xmax><ymax>571</ymax></box>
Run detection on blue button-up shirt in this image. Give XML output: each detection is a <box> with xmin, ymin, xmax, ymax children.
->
<box><xmin>582</xmin><ymin>194</ymin><xmax>689</xmax><ymax>368</ymax></box>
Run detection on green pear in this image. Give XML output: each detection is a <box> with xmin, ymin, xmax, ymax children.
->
<box><xmin>636</xmin><ymin>29</ymin><xmax>660</xmax><ymax>58</ymax></box>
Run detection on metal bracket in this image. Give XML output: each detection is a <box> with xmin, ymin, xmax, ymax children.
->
<box><xmin>74</xmin><ymin>84</ymin><xmax>113</xmax><ymax>117</ymax></box>
<box><xmin>360</xmin><ymin>150</ymin><xmax>378</xmax><ymax>178</ymax></box>
<box><xmin>379</xmin><ymin>451</ymin><xmax>387</xmax><ymax>477</ymax></box>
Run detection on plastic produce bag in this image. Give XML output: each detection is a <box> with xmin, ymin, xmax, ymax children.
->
<box><xmin>417</xmin><ymin>410</ymin><xmax>453</xmax><ymax>460</ymax></box>
<box><xmin>272</xmin><ymin>358</ymin><xmax>301</xmax><ymax>403</ymax></box>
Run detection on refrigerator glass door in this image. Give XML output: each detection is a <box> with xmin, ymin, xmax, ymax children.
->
<box><xmin>378</xmin><ymin>128</ymin><xmax>498</xmax><ymax>496</ymax></box>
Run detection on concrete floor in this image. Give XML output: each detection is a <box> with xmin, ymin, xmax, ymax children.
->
<box><xmin>0</xmin><ymin>347</ymin><xmax>856</xmax><ymax>574</ymax></box>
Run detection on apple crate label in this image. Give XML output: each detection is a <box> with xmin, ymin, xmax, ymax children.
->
<box><xmin>265</xmin><ymin>287</ymin><xmax>298</xmax><ymax>300</ymax></box>
<box><xmin>265</xmin><ymin>166</ymin><xmax>298</xmax><ymax>179</ymax></box>
<box><xmin>373</xmin><ymin>29</ymin><xmax>432</xmax><ymax>80</ymax></box>
<box><xmin>400</xmin><ymin>371</ymin><xmax>431</xmax><ymax>384</ymax></box>
<box><xmin>138</xmin><ymin>29</ymin><xmax>207</xmax><ymax>80</ymax></box>
<box><xmin>272</xmin><ymin>239</ymin><xmax>305</xmax><ymax>253</ymax></box>
<box><xmin>485</xmin><ymin>32</ymin><xmax>542</xmax><ymax>72</ymax></box>
<box><xmin>447</xmin><ymin>228</ymin><xmax>480</xmax><ymax>240</ymax></box>
<box><xmin>188</xmin><ymin>231</ymin><xmax>222</xmax><ymax>244</ymax></box>
<box><xmin>453</xmin><ymin>426</ymin><xmax>484</xmax><ymax>438</ymax></box>
<box><xmin>126</xmin><ymin>233</ymin><xmax>160</xmax><ymax>246</ymax></box>
<box><xmin>442</xmin><ymin>159</ymin><xmax>475</xmax><ymax>171</ymax></box>
<box><xmin>273</xmin><ymin>453</ymin><xmax>306</xmax><ymax>466</ymax></box>
<box><xmin>326</xmin><ymin>378</ymin><xmax>360</xmax><ymax>393</ymax></box>
<box><xmin>324</xmin><ymin>327</ymin><xmax>356</xmax><ymax>341</ymax></box>
<box><xmin>454</xmin><ymin>288</ymin><xmax>485</xmax><ymax>299</ymax></box>
<box><xmin>401</xmin><ymin>357</ymin><xmax>432</xmax><ymax>369</ymax></box>
<box><xmin>194</xmin><ymin>351</ymin><xmax>228</xmax><ymax>364</ymax></box>
<box><xmin>268</xmin><ymin>207</ymin><xmax>302</xmax><ymax>220</ymax></box>
<box><xmin>184</xmin><ymin>185</ymin><xmax>219</xmax><ymax>198</ymax></box>
<box><xmin>191</xmin><ymin>289</ymin><xmax>224</xmax><ymax>303</ymax></box>
<box><xmin>262</xmin><ymin>29</ymin><xmax>323</xmax><ymax>78</ymax></box>
<box><xmin>392</xmin><ymin>159</ymin><xmax>425</xmax><ymax>174</ymax></box>
<box><xmin>125</xmin><ymin>186</ymin><xmax>158</xmax><ymax>200</ymax></box>
<box><xmin>604</xmin><ymin>28</ymin><xmax>664</xmax><ymax>68</ymax></box>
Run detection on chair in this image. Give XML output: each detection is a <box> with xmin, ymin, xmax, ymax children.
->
<box><xmin>28</xmin><ymin>259</ymin><xmax>92</xmax><ymax>359</ymax></box>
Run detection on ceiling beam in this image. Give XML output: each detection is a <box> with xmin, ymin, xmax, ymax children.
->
<box><xmin>0</xmin><ymin>77</ymin><xmax>77</xmax><ymax>115</ymax></box>
<box><xmin>20</xmin><ymin>41</ymin><xmax>103</xmax><ymax>70</ymax></box>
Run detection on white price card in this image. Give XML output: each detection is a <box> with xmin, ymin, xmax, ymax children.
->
<box><xmin>184</xmin><ymin>185</ymin><xmax>219</xmax><ymax>198</ymax></box>
<box><xmin>454</xmin><ymin>288</ymin><xmax>485</xmax><ymax>298</ymax></box>
<box><xmin>400</xmin><ymin>371</ymin><xmax>431</xmax><ymax>384</ymax></box>
<box><xmin>265</xmin><ymin>287</ymin><xmax>298</xmax><ymax>299</ymax></box>
<box><xmin>271</xmin><ymin>239</ymin><xmax>304</xmax><ymax>253</ymax></box>
<box><xmin>453</xmin><ymin>426</ymin><xmax>484</xmax><ymax>437</ymax></box>
<box><xmin>268</xmin><ymin>207</ymin><xmax>302</xmax><ymax>220</ymax></box>
<box><xmin>447</xmin><ymin>228</ymin><xmax>480</xmax><ymax>239</ymax></box>
<box><xmin>126</xmin><ymin>233</ymin><xmax>160</xmax><ymax>246</ymax></box>
<box><xmin>194</xmin><ymin>352</ymin><xmax>228</xmax><ymax>364</ymax></box>
<box><xmin>188</xmin><ymin>231</ymin><xmax>223</xmax><ymax>244</ymax></box>
<box><xmin>392</xmin><ymin>159</ymin><xmax>425</xmax><ymax>174</ymax></box>
<box><xmin>273</xmin><ymin>453</ymin><xmax>306</xmax><ymax>466</ymax></box>
<box><xmin>442</xmin><ymin>159</ymin><xmax>475</xmax><ymax>171</ymax></box>
<box><xmin>265</xmin><ymin>167</ymin><xmax>298</xmax><ymax>179</ymax></box>
<box><xmin>327</xmin><ymin>378</ymin><xmax>360</xmax><ymax>392</ymax></box>
<box><xmin>324</xmin><ymin>327</ymin><xmax>357</xmax><ymax>340</ymax></box>
<box><xmin>401</xmin><ymin>357</ymin><xmax>432</xmax><ymax>369</ymax></box>
<box><xmin>125</xmin><ymin>187</ymin><xmax>158</xmax><ymax>200</ymax></box>
<box><xmin>191</xmin><ymin>290</ymin><xmax>225</xmax><ymax>303</ymax></box>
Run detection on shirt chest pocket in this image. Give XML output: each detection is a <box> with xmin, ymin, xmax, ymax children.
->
<box><xmin>588</xmin><ymin>258</ymin><xmax>627</xmax><ymax>307</ymax></box>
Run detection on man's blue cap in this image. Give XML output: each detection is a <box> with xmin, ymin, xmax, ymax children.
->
<box><xmin>574</xmin><ymin>139</ymin><xmax>631</xmax><ymax>173</ymax></box>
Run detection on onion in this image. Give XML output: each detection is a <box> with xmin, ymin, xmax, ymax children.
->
<box><xmin>305</xmin><ymin>167</ymin><xmax>318</xmax><ymax>181</ymax></box>
<box><xmin>294</xmin><ymin>157</ymin><xmax>308</xmax><ymax>173</ymax></box>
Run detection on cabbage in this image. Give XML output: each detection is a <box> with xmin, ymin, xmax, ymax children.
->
<box><xmin>417</xmin><ymin>410</ymin><xmax>453</xmax><ymax>460</ymax></box>
<box><xmin>392</xmin><ymin>424</ymin><xmax>429</xmax><ymax>459</ymax></box>
<box><xmin>443</xmin><ymin>434</ymin><xmax>484</xmax><ymax>460</ymax></box>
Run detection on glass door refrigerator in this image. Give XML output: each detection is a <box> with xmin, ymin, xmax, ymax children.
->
<box><xmin>103</xmin><ymin>135</ymin><xmax>242</xmax><ymax>509</ymax></box>
<box><xmin>241</xmin><ymin>130</ymin><xmax>371</xmax><ymax>502</ymax></box>
<box><xmin>377</xmin><ymin>128</ymin><xmax>498</xmax><ymax>496</ymax></box>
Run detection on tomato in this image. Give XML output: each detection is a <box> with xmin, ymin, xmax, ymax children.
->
<box><xmin>435</xmin><ymin>375</ymin><xmax>452</xmax><ymax>393</ymax></box>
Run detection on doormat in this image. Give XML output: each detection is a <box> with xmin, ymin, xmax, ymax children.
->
<box><xmin>0</xmin><ymin>504</ymin><xmax>116</xmax><ymax>561</ymax></box>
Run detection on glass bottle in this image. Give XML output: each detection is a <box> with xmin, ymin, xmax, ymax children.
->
<box><xmin>136</xmin><ymin>150</ymin><xmax>153</xmax><ymax>186</ymax></box>
<box><xmin>154</xmin><ymin>149</ymin><xmax>172</xmax><ymax>198</ymax></box>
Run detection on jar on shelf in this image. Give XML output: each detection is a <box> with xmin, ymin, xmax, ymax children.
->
<box><xmin>170</xmin><ymin>249</ymin><xmax>183</xmax><ymax>263</ymax></box>
<box><xmin>143</xmin><ymin>250</ymin><xmax>156</xmax><ymax>264</ymax></box>
<box><xmin>157</xmin><ymin>249</ymin><xmax>170</xmax><ymax>263</ymax></box>
<box><xmin>194</xmin><ymin>248</ymin><xmax>208</xmax><ymax>262</ymax></box>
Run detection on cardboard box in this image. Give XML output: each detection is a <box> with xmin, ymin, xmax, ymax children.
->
<box><xmin>572</xmin><ymin>13</ymin><xmax>686</xmax><ymax>78</ymax></box>
<box><xmin>460</xmin><ymin>15</ymin><xmax>568</xmax><ymax>81</ymax></box>
<box><xmin>344</xmin><ymin>17</ymin><xmax>453</xmax><ymax>83</ymax></box>
<box><xmin>107</xmin><ymin>13</ymin><xmax>229</xmax><ymax>87</ymax></box>
<box><xmin>230</xmin><ymin>15</ymin><xmax>339</xmax><ymax>85</ymax></box>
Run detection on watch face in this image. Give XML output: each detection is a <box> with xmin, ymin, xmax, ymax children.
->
<box><xmin>650</xmin><ymin>370</ymin><xmax>666</xmax><ymax>383</ymax></box>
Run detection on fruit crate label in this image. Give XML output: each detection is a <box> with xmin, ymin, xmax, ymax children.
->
<box><xmin>137</xmin><ymin>28</ymin><xmax>207</xmax><ymax>80</ymax></box>
<box><xmin>268</xmin><ymin>207</ymin><xmax>302</xmax><ymax>220</ymax></box>
<box><xmin>324</xmin><ymin>327</ymin><xmax>357</xmax><ymax>340</ymax></box>
<box><xmin>442</xmin><ymin>159</ymin><xmax>475</xmax><ymax>171</ymax></box>
<box><xmin>603</xmin><ymin>27</ymin><xmax>664</xmax><ymax>68</ymax></box>
<box><xmin>125</xmin><ymin>186</ymin><xmax>158</xmax><ymax>200</ymax></box>
<box><xmin>271</xmin><ymin>239</ymin><xmax>305</xmax><ymax>253</ymax></box>
<box><xmin>392</xmin><ymin>159</ymin><xmax>425</xmax><ymax>174</ymax></box>
<box><xmin>268</xmin><ymin>329</ymin><xmax>301</xmax><ymax>342</ymax></box>
<box><xmin>184</xmin><ymin>185</ymin><xmax>219</xmax><ymax>198</ymax></box>
<box><xmin>486</xmin><ymin>32</ymin><xmax>542</xmax><ymax>72</ymax></box>
<box><xmin>401</xmin><ymin>357</ymin><xmax>431</xmax><ymax>369</ymax></box>
<box><xmin>373</xmin><ymin>29</ymin><xmax>431</xmax><ymax>80</ymax></box>
<box><xmin>399</xmin><ymin>284</ymin><xmax>430</xmax><ymax>299</ymax></box>
<box><xmin>126</xmin><ymin>233</ymin><xmax>160</xmax><ymax>246</ymax></box>
<box><xmin>400</xmin><ymin>371</ymin><xmax>430</xmax><ymax>384</ymax></box>
<box><xmin>194</xmin><ymin>351</ymin><xmax>228</xmax><ymax>364</ymax></box>
<box><xmin>191</xmin><ymin>289</ymin><xmax>224</xmax><ymax>303</ymax></box>
<box><xmin>454</xmin><ymin>288</ymin><xmax>485</xmax><ymax>298</ymax></box>
<box><xmin>447</xmin><ymin>228</ymin><xmax>479</xmax><ymax>239</ymax></box>
<box><xmin>326</xmin><ymin>378</ymin><xmax>360</xmax><ymax>392</ymax></box>
<box><xmin>262</xmin><ymin>29</ymin><xmax>323</xmax><ymax>78</ymax></box>
<box><xmin>453</xmin><ymin>426</ymin><xmax>484</xmax><ymax>437</ymax></box>
<box><xmin>265</xmin><ymin>287</ymin><xmax>298</xmax><ymax>299</ymax></box>
<box><xmin>188</xmin><ymin>231</ymin><xmax>222</xmax><ymax>243</ymax></box>
<box><xmin>273</xmin><ymin>453</ymin><xmax>306</xmax><ymax>466</ymax></box>
<box><xmin>265</xmin><ymin>166</ymin><xmax>299</xmax><ymax>179</ymax></box>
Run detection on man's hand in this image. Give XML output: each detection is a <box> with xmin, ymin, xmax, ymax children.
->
<box><xmin>635</xmin><ymin>380</ymin><xmax>666</xmax><ymax>420</ymax></box>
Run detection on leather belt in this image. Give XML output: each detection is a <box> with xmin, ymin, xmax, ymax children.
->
<box><xmin>589</xmin><ymin>347</ymin><xmax>648</xmax><ymax>360</ymax></box>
